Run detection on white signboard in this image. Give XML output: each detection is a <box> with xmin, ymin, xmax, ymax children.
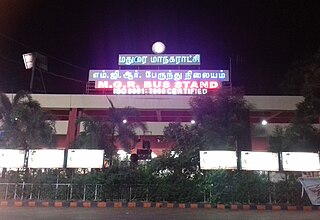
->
<box><xmin>67</xmin><ymin>149</ymin><xmax>104</xmax><ymax>168</ymax></box>
<box><xmin>282</xmin><ymin>152</ymin><xmax>320</xmax><ymax>172</ymax></box>
<box><xmin>28</xmin><ymin>149</ymin><xmax>65</xmax><ymax>168</ymax></box>
<box><xmin>241</xmin><ymin>151</ymin><xmax>279</xmax><ymax>171</ymax></box>
<box><xmin>200</xmin><ymin>150</ymin><xmax>238</xmax><ymax>170</ymax></box>
<box><xmin>118</xmin><ymin>54</ymin><xmax>201</xmax><ymax>66</ymax></box>
<box><xmin>0</xmin><ymin>149</ymin><xmax>25</xmax><ymax>168</ymax></box>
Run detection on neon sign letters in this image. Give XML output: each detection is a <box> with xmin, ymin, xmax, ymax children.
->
<box><xmin>88</xmin><ymin>69</ymin><xmax>228</xmax><ymax>95</ymax></box>
<box><xmin>89</xmin><ymin>51</ymin><xmax>230</xmax><ymax>95</ymax></box>
<box><xmin>96</xmin><ymin>80</ymin><xmax>220</xmax><ymax>95</ymax></box>
<box><xmin>118</xmin><ymin>54</ymin><xmax>200</xmax><ymax>66</ymax></box>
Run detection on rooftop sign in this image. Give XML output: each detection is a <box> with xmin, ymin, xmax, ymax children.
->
<box><xmin>118</xmin><ymin>54</ymin><xmax>200</xmax><ymax>66</ymax></box>
<box><xmin>88</xmin><ymin>69</ymin><xmax>228</xmax><ymax>95</ymax></box>
<box><xmin>89</xmin><ymin>69</ymin><xmax>229</xmax><ymax>81</ymax></box>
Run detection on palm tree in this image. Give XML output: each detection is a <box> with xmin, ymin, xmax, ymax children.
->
<box><xmin>0</xmin><ymin>90</ymin><xmax>56</xmax><ymax>150</ymax></box>
<box><xmin>72</xmin><ymin>96</ymin><xmax>147</xmax><ymax>164</ymax></box>
<box><xmin>71</xmin><ymin>116</ymin><xmax>112</xmax><ymax>150</ymax></box>
<box><xmin>106</xmin><ymin>96</ymin><xmax>147</xmax><ymax>154</ymax></box>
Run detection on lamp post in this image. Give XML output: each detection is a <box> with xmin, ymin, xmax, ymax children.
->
<box><xmin>22</xmin><ymin>53</ymin><xmax>35</xmax><ymax>92</ymax></box>
<box><xmin>22</xmin><ymin>52</ymin><xmax>48</xmax><ymax>93</ymax></box>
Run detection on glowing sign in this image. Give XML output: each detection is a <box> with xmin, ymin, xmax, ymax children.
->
<box><xmin>282</xmin><ymin>152</ymin><xmax>320</xmax><ymax>172</ymax></box>
<box><xmin>241</xmin><ymin>151</ymin><xmax>279</xmax><ymax>171</ymax></box>
<box><xmin>97</xmin><ymin>80</ymin><xmax>219</xmax><ymax>95</ymax></box>
<box><xmin>0</xmin><ymin>149</ymin><xmax>25</xmax><ymax>168</ymax></box>
<box><xmin>67</xmin><ymin>149</ymin><xmax>104</xmax><ymax>168</ymax></box>
<box><xmin>89</xmin><ymin>69</ymin><xmax>228</xmax><ymax>81</ymax></box>
<box><xmin>89</xmin><ymin>69</ymin><xmax>228</xmax><ymax>95</ymax></box>
<box><xmin>28</xmin><ymin>149</ymin><xmax>65</xmax><ymax>168</ymax></box>
<box><xmin>118</xmin><ymin>54</ymin><xmax>200</xmax><ymax>65</ymax></box>
<box><xmin>200</xmin><ymin>151</ymin><xmax>238</xmax><ymax>170</ymax></box>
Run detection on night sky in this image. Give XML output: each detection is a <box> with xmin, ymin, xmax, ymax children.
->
<box><xmin>1</xmin><ymin>0</ymin><xmax>320</xmax><ymax>95</ymax></box>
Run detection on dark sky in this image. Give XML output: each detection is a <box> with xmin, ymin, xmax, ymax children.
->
<box><xmin>1</xmin><ymin>0</ymin><xmax>320</xmax><ymax>95</ymax></box>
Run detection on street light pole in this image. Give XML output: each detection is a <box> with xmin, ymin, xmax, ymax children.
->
<box><xmin>29</xmin><ymin>54</ymin><xmax>36</xmax><ymax>93</ymax></box>
<box><xmin>23</xmin><ymin>52</ymin><xmax>47</xmax><ymax>93</ymax></box>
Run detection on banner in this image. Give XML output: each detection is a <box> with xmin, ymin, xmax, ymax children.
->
<box><xmin>299</xmin><ymin>177</ymin><xmax>320</xmax><ymax>205</ymax></box>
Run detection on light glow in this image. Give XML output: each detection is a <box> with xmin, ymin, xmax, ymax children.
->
<box><xmin>67</xmin><ymin>149</ymin><xmax>104</xmax><ymax>168</ymax></box>
<box><xmin>28</xmin><ymin>149</ymin><xmax>65</xmax><ymax>168</ymax></box>
<box><xmin>117</xmin><ymin>150</ymin><xmax>130</xmax><ymax>160</ymax></box>
<box><xmin>22</xmin><ymin>53</ymin><xmax>34</xmax><ymax>69</ymax></box>
<box><xmin>241</xmin><ymin>151</ymin><xmax>279</xmax><ymax>171</ymax></box>
<box><xmin>282</xmin><ymin>152</ymin><xmax>320</xmax><ymax>172</ymax></box>
<box><xmin>89</xmin><ymin>69</ymin><xmax>229</xmax><ymax>95</ymax></box>
<box><xmin>118</xmin><ymin>54</ymin><xmax>200</xmax><ymax>65</ymax></box>
<box><xmin>0</xmin><ymin>149</ymin><xmax>25</xmax><ymax>168</ymax></box>
<box><xmin>151</xmin><ymin>152</ymin><xmax>157</xmax><ymax>158</ymax></box>
<box><xmin>152</xmin><ymin>42</ymin><xmax>166</xmax><ymax>54</ymax></box>
<box><xmin>89</xmin><ymin>69</ymin><xmax>228</xmax><ymax>81</ymax></box>
<box><xmin>200</xmin><ymin>151</ymin><xmax>238</xmax><ymax>170</ymax></box>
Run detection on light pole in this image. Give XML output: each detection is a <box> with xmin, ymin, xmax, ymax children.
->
<box><xmin>22</xmin><ymin>52</ymin><xmax>48</xmax><ymax>93</ymax></box>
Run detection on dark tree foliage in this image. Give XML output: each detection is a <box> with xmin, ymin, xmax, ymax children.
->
<box><xmin>189</xmin><ymin>88</ymin><xmax>252</xmax><ymax>150</ymax></box>
<box><xmin>0</xmin><ymin>90</ymin><xmax>56</xmax><ymax>149</ymax></box>
<box><xmin>271</xmin><ymin>48</ymin><xmax>320</xmax><ymax>153</ymax></box>
<box><xmin>162</xmin><ymin>123</ymin><xmax>203</xmax><ymax>175</ymax></box>
<box><xmin>282</xmin><ymin>47</ymin><xmax>320</xmax><ymax>121</ymax></box>
<box><xmin>269</xmin><ymin>124</ymin><xmax>320</xmax><ymax>152</ymax></box>
<box><xmin>71</xmin><ymin>96</ymin><xmax>147</xmax><ymax>161</ymax></box>
<box><xmin>71</xmin><ymin>116</ymin><xmax>112</xmax><ymax>154</ymax></box>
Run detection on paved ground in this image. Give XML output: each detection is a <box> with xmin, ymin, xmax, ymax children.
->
<box><xmin>0</xmin><ymin>207</ymin><xmax>319</xmax><ymax>220</ymax></box>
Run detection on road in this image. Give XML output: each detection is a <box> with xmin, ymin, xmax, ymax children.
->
<box><xmin>0</xmin><ymin>207</ymin><xmax>319</xmax><ymax>220</ymax></box>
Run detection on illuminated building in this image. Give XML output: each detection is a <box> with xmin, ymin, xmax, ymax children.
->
<box><xmin>5</xmin><ymin>93</ymin><xmax>305</xmax><ymax>156</ymax></box>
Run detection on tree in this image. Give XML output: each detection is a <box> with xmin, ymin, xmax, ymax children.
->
<box><xmin>0</xmin><ymin>90</ymin><xmax>56</xmax><ymax>149</ymax></box>
<box><xmin>106</xmin><ymin>96</ymin><xmax>147</xmax><ymax>154</ymax></box>
<box><xmin>269</xmin><ymin>124</ymin><xmax>320</xmax><ymax>152</ymax></box>
<box><xmin>72</xmin><ymin>96</ymin><xmax>147</xmax><ymax>162</ymax></box>
<box><xmin>273</xmin><ymin>48</ymin><xmax>320</xmax><ymax>152</ymax></box>
<box><xmin>282</xmin><ymin>47</ymin><xmax>320</xmax><ymax>121</ymax></box>
<box><xmin>71</xmin><ymin>116</ymin><xmax>112</xmax><ymax>150</ymax></box>
<box><xmin>268</xmin><ymin>126</ymin><xmax>286</xmax><ymax>152</ymax></box>
<box><xmin>189</xmin><ymin>88</ymin><xmax>252</xmax><ymax>150</ymax></box>
<box><xmin>162</xmin><ymin>123</ymin><xmax>203</xmax><ymax>176</ymax></box>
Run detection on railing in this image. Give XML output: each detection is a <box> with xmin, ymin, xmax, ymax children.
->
<box><xmin>0</xmin><ymin>182</ymin><xmax>307</xmax><ymax>204</ymax></box>
<box><xmin>0</xmin><ymin>183</ymin><xmax>156</xmax><ymax>202</ymax></box>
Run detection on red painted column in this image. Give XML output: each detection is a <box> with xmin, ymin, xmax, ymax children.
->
<box><xmin>65</xmin><ymin>108</ymin><xmax>82</xmax><ymax>148</ymax></box>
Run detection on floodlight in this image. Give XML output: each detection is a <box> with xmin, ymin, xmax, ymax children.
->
<box><xmin>22</xmin><ymin>53</ymin><xmax>34</xmax><ymax>69</ymax></box>
<box><xmin>22</xmin><ymin>52</ymin><xmax>48</xmax><ymax>92</ymax></box>
<box><xmin>152</xmin><ymin>41</ymin><xmax>165</xmax><ymax>54</ymax></box>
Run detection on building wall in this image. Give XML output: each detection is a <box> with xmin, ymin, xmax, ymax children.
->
<box><xmin>6</xmin><ymin>94</ymin><xmax>306</xmax><ymax>152</ymax></box>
